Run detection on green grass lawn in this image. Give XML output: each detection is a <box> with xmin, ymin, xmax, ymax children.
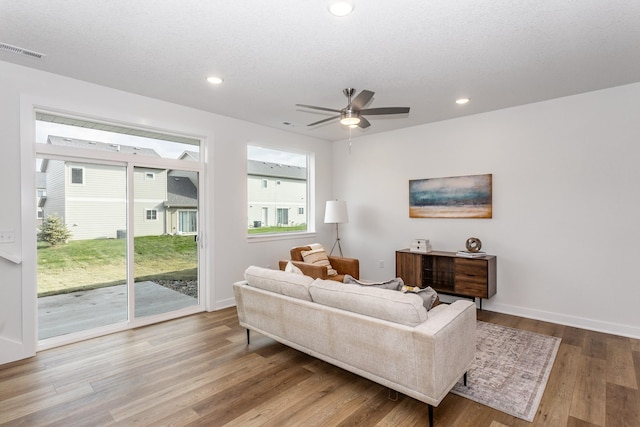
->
<box><xmin>37</xmin><ymin>235</ymin><xmax>197</xmax><ymax>296</ymax></box>
<box><xmin>247</xmin><ymin>224</ymin><xmax>307</xmax><ymax>234</ymax></box>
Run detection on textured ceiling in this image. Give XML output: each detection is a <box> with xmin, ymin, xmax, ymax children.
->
<box><xmin>1</xmin><ymin>1</ymin><xmax>639</xmax><ymax>142</ymax></box>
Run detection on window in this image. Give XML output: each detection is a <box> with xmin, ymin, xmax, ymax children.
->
<box><xmin>70</xmin><ymin>167</ymin><xmax>84</xmax><ymax>184</ymax></box>
<box><xmin>37</xmin><ymin>209</ymin><xmax>44</xmax><ymax>219</ymax></box>
<box><xmin>145</xmin><ymin>209</ymin><xmax>157</xmax><ymax>220</ymax></box>
<box><xmin>276</xmin><ymin>208</ymin><xmax>289</xmax><ymax>226</ymax></box>
<box><xmin>178</xmin><ymin>210</ymin><xmax>197</xmax><ymax>234</ymax></box>
<box><xmin>247</xmin><ymin>145</ymin><xmax>310</xmax><ymax>235</ymax></box>
<box><xmin>145</xmin><ymin>172</ymin><xmax>155</xmax><ymax>180</ymax></box>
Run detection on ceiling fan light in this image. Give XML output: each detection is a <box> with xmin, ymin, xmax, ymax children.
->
<box><xmin>328</xmin><ymin>1</ymin><xmax>354</xmax><ymax>17</ymax></box>
<box><xmin>340</xmin><ymin>110</ymin><xmax>360</xmax><ymax>126</ymax></box>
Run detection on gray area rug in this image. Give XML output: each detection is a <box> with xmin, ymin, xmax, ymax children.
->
<box><xmin>451</xmin><ymin>321</ymin><xmax>561</xmax><ymax>422</ymax></box>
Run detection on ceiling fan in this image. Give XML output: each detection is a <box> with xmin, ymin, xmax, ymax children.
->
<box><xmin>296</xmin><ymin>88</ymin><xmax>410</xmax><ymax>129</ymax></box>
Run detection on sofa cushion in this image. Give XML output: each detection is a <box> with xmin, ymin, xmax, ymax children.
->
<box><xmin>301</xmin><ymin>247</ymin><xmax>337</xmax><ymax>276</ymax></box>
<box><xmin>244</xmin><ymin>265</ymin><xmax>314</xmax><ymax>301</ymax></box>
<box><xmin>309</xmin><ymin>279</ymin><xmax>428</xmax><ymax>326</ymax></box>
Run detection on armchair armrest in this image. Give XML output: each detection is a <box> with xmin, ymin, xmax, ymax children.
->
<box><xmin>328</xmin><ymin>256</ymin><xmax>360</xmax><ymax>279</ymax></box>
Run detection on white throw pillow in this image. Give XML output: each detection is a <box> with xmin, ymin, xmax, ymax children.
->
<box><xmin>301</xmin><ymin>247</ymin><xmax>337</xmax><ymax>276</ymax></box>
<box><xmin>285</xmin><ymin>261</ymin><xmax>304</xmax><ymax>275</ymax></box>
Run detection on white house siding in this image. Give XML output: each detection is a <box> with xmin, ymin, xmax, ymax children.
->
<box><xmin>247</xmin><ymin>175</ymin><xmax>306</xmax><ymax>227</ymax></box>
<box><xmin>133</xmin><ymin>167</ymin><xmax>167</xmax><ymax>236</ymax></box>
<box><xmin>42</xmin><ymin>160</ymin><xmax>66</xmax><ymax>227</ymax></box>
<box><xmin>64</xmin><ymin>162</ymin><xmax>127</xmax><ymax>240</ymax></box>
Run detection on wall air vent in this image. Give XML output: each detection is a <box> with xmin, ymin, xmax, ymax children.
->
<box><xmin>0</xmin><ymin>42</ymin><xmax>46</xmax><ymax>59</ymax></box>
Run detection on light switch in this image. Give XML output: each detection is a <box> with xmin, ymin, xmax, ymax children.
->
<box><xmin>0</xmin><ymin>229</ymin><xmax>15</xmax><ymax>243</ymax></box>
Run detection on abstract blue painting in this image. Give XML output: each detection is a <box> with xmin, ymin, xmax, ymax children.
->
<box><xmin>409</xmin><ymin>174</ymin><xmax>492</xmax><ymax>218</ymax></box>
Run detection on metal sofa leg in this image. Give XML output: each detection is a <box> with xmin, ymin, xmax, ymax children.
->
<box><xmin>428</xmin><ymin>404</ymin><xmax>433</xmax><ymax>427</ymax></box>
<box><xmin>464</xmin><ymin>371</ymin><xmax>468</xmax><ymax>386</ymax></box>
<box><xmin>246</xmin><ymin>329</ymin><xmax>250</xmax><ymax>345</ymax></box>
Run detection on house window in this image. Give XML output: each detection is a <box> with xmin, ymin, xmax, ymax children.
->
<box><xmin>37</xmin><ymin>209</ymin><xmax>44</xmax><ymax>219</ymax></box>
<box><xmin>178</xmin><ymin>210</ymin><xmax>197</xmax><ymax>234</ymax></box>
<box><xmin>247</xmin><ymin>145</ymin><xmax>310</xmax><ymax>235</ymax></box>
<box><xmin>70</xmin><ymin>167</ymin><xmax>84</xmax><ymax>184</ymax></box>
<box><xmin>145</xmin><ymin>172</ymin><xmax>155</xmax><ymax>180</ymax></box>
<box><xmin>145</xmin><ymin>209</ymin><xmax>157</xmax><ymax>220</ymax></box>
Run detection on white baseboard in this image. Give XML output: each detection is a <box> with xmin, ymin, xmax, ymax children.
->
<box><xmin>485</xmin><ymin>301</ymin><xmax>640</xmax><ymax>340</ymax></box>
<box><xmin>212</xmin><ymin>297</ymin><xmax>236</xmax><ymax>311</ymax></box>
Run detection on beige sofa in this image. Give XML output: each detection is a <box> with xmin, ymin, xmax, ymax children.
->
<box><xmin>233</xmin><ymin>266</ymin><xmax>476</xmax><ymax>426</ymax></box>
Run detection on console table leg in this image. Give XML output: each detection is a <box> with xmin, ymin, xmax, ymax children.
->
<box><xmin>427</xmin><ymin>404</ymin><xmax>433</xmax><ymax>427</ymax></box>
<box><xmin>464</xmin><ymin>371</ymin><xmax>468</xmax><ymax>386</ymax></box>
<box><xmin>246</xmin><ymin>329</ymin><xmax>250</xmax><ymax>345</ymax></box>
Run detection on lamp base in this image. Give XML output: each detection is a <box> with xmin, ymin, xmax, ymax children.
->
<box><xmin>329</xmin><ymin>238</ymin><xmax>343</xmax><ymax>257</ymax></box>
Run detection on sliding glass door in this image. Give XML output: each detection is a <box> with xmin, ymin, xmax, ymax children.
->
<box><xmin>35</xmin><ymin>114</ymin><xmax>203</xmax><ymax>344</ymax></box>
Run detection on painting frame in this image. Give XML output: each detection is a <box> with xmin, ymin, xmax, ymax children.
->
<box><xmin>409</xmin><ymin>174</ymin><xmax>492</xmax><ymax>218</ymax></box>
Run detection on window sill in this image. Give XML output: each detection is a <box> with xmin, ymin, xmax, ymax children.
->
<box><xmin>247</xmin><ymin>231</ymin><xmax>317</xmax><ymax>243</ymax></box>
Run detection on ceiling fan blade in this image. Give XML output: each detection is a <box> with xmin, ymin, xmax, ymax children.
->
<box><xmin>357</xmin><ymin>116</ymin><xmax>371</xmax><ymax>129</ymax></box>
<box><xmin>360</xmin><ymin>107</ymin><xmax>410</xmax><ymax>115</ymax></box>
<box><xmin>307</xmin><ymin>115</ymin><xmax>340</xmax><ymax>126</ymax></box>
<box><xmin>296</xmin><ymin>104</ymin><xmax>342</xmax><ymax>113</ymax></box>
<box><xmin>349</xmin><ymin>90</ymin><xmax>375</xmax><ymax>110</ymax></box>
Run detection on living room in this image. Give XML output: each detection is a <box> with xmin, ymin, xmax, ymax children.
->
<box><xmin>0</xmin><ymin>2</ymin><xmax>639</xmax><ymax>425</ymax></box>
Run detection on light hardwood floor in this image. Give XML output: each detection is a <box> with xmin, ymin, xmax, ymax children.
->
<box><xmin>1</xmin><ymin>308</ymin><xmax>638</xmax><ymax>426</ymax></box>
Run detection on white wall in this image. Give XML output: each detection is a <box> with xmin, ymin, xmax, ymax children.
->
<box><xmin>333</xmin><ymin>82</ymin><xmax>640</xmax><ymax>339</ymax></box>
<box><xmin>0</xmin><ymin>60</ymin><xmax>335</xmax><ymax>364</ymax></box>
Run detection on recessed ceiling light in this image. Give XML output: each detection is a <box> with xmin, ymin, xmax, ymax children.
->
<box><xmin>456</xmin><ymin>98</ymin><xmax>470</xmax><ymax>105</ymax></box>
<box><xmin>207</xmin><ymin>76</ymin><xmax>223</xmax><ymax>85</ymax></box>
<box><xmin>328</xmin><ymin>1</ymin><xmax>354</xmax><ymax>17</ymax></box>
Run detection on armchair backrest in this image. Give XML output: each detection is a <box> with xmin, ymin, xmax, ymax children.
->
<box><xmin>290</xmin><ymin>246</ymin><xmax>312</xmax><ymax>262</ymax></box>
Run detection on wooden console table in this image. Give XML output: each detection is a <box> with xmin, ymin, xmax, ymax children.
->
<box><xmin>395</xmin><ymin>249</ymin><xmax>496</xmax><ymax>309</ymax></box>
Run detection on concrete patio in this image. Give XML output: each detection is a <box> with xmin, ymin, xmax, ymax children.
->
<box><xmin>38</xmin><ymin>281</ymin><xmax>198</xmax><ymax>340</ymax></box>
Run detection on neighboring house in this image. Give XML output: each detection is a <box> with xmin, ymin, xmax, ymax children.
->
<box><xmin>39</xmin><ymin>136</ymin><xmax>197</xmax><ymax>240</ymax></box>
<box><xmin>247</xmin><ymin>160</ymin><xmax>306</xmax><ymax>228</ymax></box>
<box><xmin>165</xmin><ymin>175</ymin><xmax>198</xmax><ymax>235</ymax></box>
<box><xmin>36</xmin><ymin>171</ymin><xmax>46</xmax><ymax>227</ymax></box>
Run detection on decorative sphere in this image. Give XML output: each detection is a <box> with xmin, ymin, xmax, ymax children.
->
<box><xmin>466</xmin><ymin>237</ymin><xmax>482</xmax><ymax>252</ymax></box>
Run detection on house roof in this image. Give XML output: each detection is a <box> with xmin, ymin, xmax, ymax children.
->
<box><xmin>247</xmin><ymin>160</ymin><xmax>306</xmax><ymax>181</ymax></box>
<box><xmin>166</xmin><ymin>176</ymin><xmax>197</xmax><ymax>208</ymax></box>
<box><xmin>47</xmin><ymin>136</ymin><xmax>161</xmax><ymax>157</ymax></box>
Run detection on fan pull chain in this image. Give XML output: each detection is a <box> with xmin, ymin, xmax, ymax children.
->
<box><xmin>348</xmin><ymin>127</ymin><xmax>352</xmax><ymax>153</ymax></box>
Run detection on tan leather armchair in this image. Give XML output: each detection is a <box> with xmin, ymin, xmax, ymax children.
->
<box><xmin>278</xmin><ymin>245</ymin><xmax>359</xmax><ymax>282</ymax></box>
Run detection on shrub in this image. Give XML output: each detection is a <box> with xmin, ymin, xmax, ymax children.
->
<box><xmin>38</xmin><ymin>214</ymin><xmax>72</xmax><ymax>246</ymax></box>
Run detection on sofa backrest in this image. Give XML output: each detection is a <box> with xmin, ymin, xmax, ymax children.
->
<box><xmin>244</xmin><ymin>265</ymin><xmax>314</xmax><ymax>301</ymax></box>
<box><xmin>309</xmin><ymin>279</ymin><xmax>428</xmax><ymax>326</ymax></box>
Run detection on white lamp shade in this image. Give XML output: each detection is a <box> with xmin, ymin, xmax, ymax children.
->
<box><xmin>324</xmin><ymin>200</ymin><xmax>348</xmax><ymax>224</ymax></box>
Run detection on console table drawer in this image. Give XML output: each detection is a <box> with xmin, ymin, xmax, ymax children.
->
<box><xmin>454</xmin><ymin>258</ymin><xmax>488</xmax><ymax>279</ymax></box>
<box><xmin>455</xmin><ymin>277</ymin><xmax>489</xmax><ymax>298</ymax></box>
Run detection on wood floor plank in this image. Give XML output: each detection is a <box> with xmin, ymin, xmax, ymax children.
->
<box><xmin>569</xmin><ymin>354</ymin><xmax>607</xmax><ymax>426</ymax></box>
<box><xmin>606</xmin><ymin>338</ymin><xmax>638</xmax><ymax>389</ymax></box>
<box><xmin>605</xmin><ymin>383</ymin><xmax>640</xmax><ymax>427</ymax></box>
<box><xmin>1</xmin><ymin>307</ymin><xmax>638</xmax><ymax>426</ymax></box>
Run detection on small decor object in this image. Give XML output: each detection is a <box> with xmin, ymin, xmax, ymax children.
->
<box><xmin>409</xmin><ymin>174</ymin><xmax>492</xmax><ymax>218</ymax></box>
<box><xmin>466</xmin><ymin>237</ymin><xmax>482</xmax><ymax>252</ymax></box>
<box><xmin>409</xmin><ymin>238</ymin><xmax>432</xmax><ymax>253</ymax></box>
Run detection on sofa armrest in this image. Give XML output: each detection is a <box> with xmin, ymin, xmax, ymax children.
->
<box><xmin>328</xmin><ymin>256</ymin><xmax>360</xmax><ymax>279</ymax></box>
<box><xmin>412</xmin><ymin>300</ymin><xmax>476</xmax><ymax>402</ymax></box>
<box><xmin>278</xmin><ymin>260</ymin><xmax>330</xmax><ymax>279</ymax></box>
